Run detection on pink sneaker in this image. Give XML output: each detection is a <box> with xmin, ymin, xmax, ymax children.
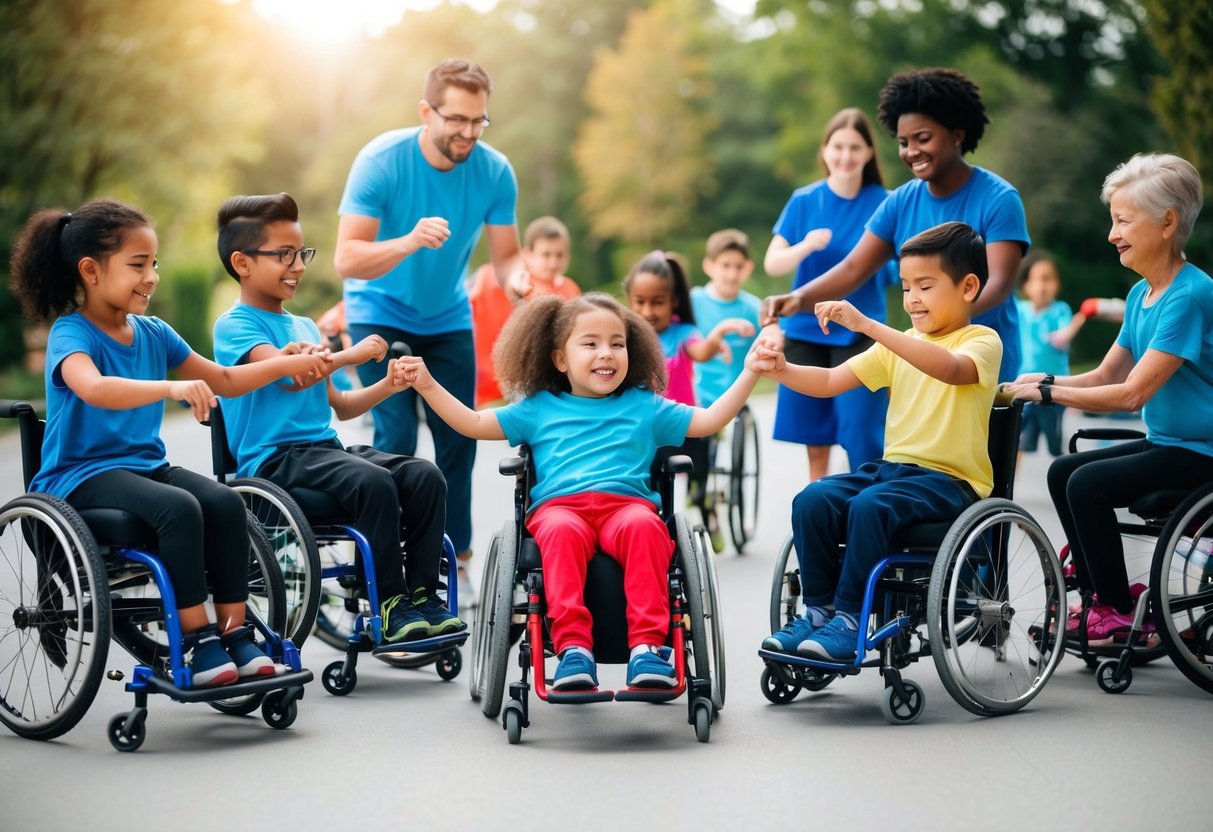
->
<box><xmin>1075</xmin><ymin>602</ymin><xmax>1156</xmax><ymax>646</ymax></box>
<box><xmin>1067</xmin><ymin>584</ymin><xmax>1147</xmax><ymax>619</ymax></box>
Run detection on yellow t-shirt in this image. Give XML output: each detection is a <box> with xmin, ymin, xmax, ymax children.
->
<box><xmin>847</xmin><ymin>325</ymin><xmax>1002</xmax><ymax>497</ymax></box>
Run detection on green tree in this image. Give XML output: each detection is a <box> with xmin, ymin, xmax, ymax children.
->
<box><xmin>573</xmin><ymin>1</ymin><xmax>716</xmax><ymax>247</ymax></box>
<box><xmin>1142</xmin><ymin>0</ymin><xmax>1213</xmax><ymax>187</ymax></box>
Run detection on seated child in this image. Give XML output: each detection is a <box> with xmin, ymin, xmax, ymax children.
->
<box><xmin>396</xmin><ymin>292</ymin><xmax>769</xmax><ymax>689</ymax></box>
<box><xmin>756</xmin><ymin>221</ymin><xmax>1002</xmax><ymax>660</ymax></box>
<box><xmin>469</xmin><ymin>215</ymin><xmax>581</xmax><ymax>406</ymax></box>
<box><xmin>625</xmin><ymin>250</ymin><xmax>755</xmax><ymax>539</ymax></box>
<box><xmin>211</xmin><ymin>193</ymin><xmax>464</xmax><ymax>643</ymax></box>
<box><xmin>10</xmin><ymin>198</ymin><xmax>331</xmax><ymax>686</ymax></box>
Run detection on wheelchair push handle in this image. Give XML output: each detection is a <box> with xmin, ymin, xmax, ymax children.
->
<box><xmin>1067</xmin><ymin>427</ymin><xmax>1146</xmax><ymax>454</ymax></box>
<box><xmin>389</xmin><ymin>341</ymin><xmax>412</xmax><ymax>359</ymax></box>
<box><xmin>1</xmin><ymin>400</ymin><xmax>34</xmax><ymax>419</ymax></box>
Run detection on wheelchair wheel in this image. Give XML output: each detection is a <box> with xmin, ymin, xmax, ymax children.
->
<box><xmin>0</xmin><ymin>495</ymin><xmax>111</xmax><ymax>741</ymax></box>
<box><xmin>727</xmin><ymin>406</ymin><xmax>760</xmax><ymax>553</ymax></box>
<box><xmin>1149</xmin><ymin>482</ymin><xmax>1213</xmax><ymax>696</ymax></box>
<box><xmin>928</xmin><ymin>499</ymin><xmax>1064</xmax><ymax>716</ymax></box>
<box><xmin>229</xmin><ymin>478</ymin><xmax>321</xmax><ymax>649</ymax></box>
<box><xmin>880</xmin><ymin>679</ymin><xmax>925</xmax><ymax>725</ymax></box>
<box><xmin>312</xmin><ymin>537</ymin><xmax>362</xmax><ymax>650</ymax></box>
<box><xmin>675</xmin><ymin>516</ymin><xmax>716</xmax><ymax>702</ymax></box>
<box><xmin>692</xmin><ymin>526</ymin><xmax>726</xmax><ymax>710</ymax></box>
<box><xmin>476</xmin><ymin>523</ymin><xmax>518</xmax><ymax>719</ymax></box>
<box><xmin>768</xmin><ymin>534</ymin><xmax>798</xmax><ymax>634</ymax></box>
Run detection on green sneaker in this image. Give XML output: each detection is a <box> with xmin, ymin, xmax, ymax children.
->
<box><xmin>381</xmin><ymin>593</ymin><xmax>430</xmax><ymax>643</ymax></box>
<box><xmin>411</xmin><ymin>588</ymin><xmax>466</xmax><ymax>636</ymax></box>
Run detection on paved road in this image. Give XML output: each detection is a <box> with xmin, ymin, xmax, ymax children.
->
<box><xmin>0</xmin><ymin>394</ymin><xmax>1206</xmax><ymax>831</ymax></box>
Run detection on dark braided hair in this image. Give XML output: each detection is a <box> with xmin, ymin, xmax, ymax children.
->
<box><xmin>877</xmin><ymin>67</ymin><xmax>988</xmax><ymax>154</ymax></box>
<box><xmin>10</xmin><ymin>198</ymin><xmax>152</xmax><ymax>323</ymax></box>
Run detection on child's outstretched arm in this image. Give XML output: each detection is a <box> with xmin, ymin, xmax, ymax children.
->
<box><xmin>177</xmin><ymin>350</ymin><xmax>333</xmax><ymax>399</ymax></box>
<box><xmin>815</xmin><ymin>299</ymin><xmax>979</xmax><ymax>385</ymax></box>
<box><xmin>750</xmin><ymin>332</ymin><xmax>862</xmax><ymax>399</ymax></box>
<box><xmin>686</xmin><ymin>346</ymin><xmax>767</xmax><ymax>437</ymax></box>
<box><xmin>684</xmin><ymin>318</ymin><xmax>757</xmax><ymax>364</ymax></box>
<box><xmin>396</xmin><ymin>355</ymin><xmax>506</xmax><ymax>440</ymax></box>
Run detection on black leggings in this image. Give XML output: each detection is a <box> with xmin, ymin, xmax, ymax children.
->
<box><xmin>69</xmin><ymin>465</ymin><xmax>250</xmax><ymax>608</ymax></box>
<box><xmin>1047</xmin><ymin>439</ymin><xmax>1213</xmax><ymax>612</ymax></box>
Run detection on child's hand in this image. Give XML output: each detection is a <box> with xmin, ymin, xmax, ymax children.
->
<box><xmin>814</xmin><ymin>300</ymin><xmax>867</xmax><ymax>335</ymax></box>
<box><xmin>354</xmin><ymin>334</ymin><xmax>389</xmax><ymax>363</ymax></box>
<box><xmin>387</xmin><ymin>356</ymin><xmax>413</xmax><ymax>391</ymax></box>
<box><xmin>287</xmin><ymin>352</ymin><xmax>333</xmax><ymax>388</ymax></box>
<box><xmin>168</xmin><ymin>379</ymin><xmax>218</xmax><ymax>423</ymax></box>
<box><xmin>747</xmin><ymin>337</ymin><xmax>785</xmax><ymax>375</ymax></box>
<box><xmin>396</xmin><ymin>355</ymin><xmax>435</xmax><ymax>391</ymax></box>
<box><xmin>804</xmin><ymin>228</ymin><xmax>832</xmax><ymax>251</ymax></box>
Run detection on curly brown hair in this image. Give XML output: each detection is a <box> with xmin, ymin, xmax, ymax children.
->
<box><xmin>493</xmin><ymin>292</ymin><xmax>668</xmax><ymax>398</ymax></box>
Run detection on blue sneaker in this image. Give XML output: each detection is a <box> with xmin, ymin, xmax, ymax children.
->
<box><xmin>797</xmin><ymin>615</ymin><xmax>860</xmax><ymax>662</ymax></box>
<box><xmin>221</xmin><ymin>625</ymin><xmax>276</xmax><ymax>678</ymax></box>
<box><xmin>185</xmin><ymin>625</ymin><xmax>238</xmax><ymax>687</ymax></box>
<box><xmin>381</xmin><ymin>593</ymin><xmax>429</xmax><ymax>643</ymax></box>
<box><xmin>762</xmin><ymin>615</ymin><xmax>817</xmax><ymax>653</ymax></box>
<box><xmin>626</xmin><ymin>648</ymin><xmax>676</xmax><ymax>689</ymax></box>
<box><xmin>552</xmin><ymin>649</ymin><xmax>599</xmax><ymax>690</ymax></box>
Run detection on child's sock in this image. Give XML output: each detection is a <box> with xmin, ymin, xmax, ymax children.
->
<box><xmin>563</xmin><ymin>645</ymin><xmax>594</xmax><ymax>660</ymax></box>
<box><xmin>629</xmin><ymin>644</ymin><xmax>659</xmax><ymax>661</ymax></box>
<box><xmin>805</xmin><ymin>605</ymin><xmax>832</xmax><ymax>628</ymax></box>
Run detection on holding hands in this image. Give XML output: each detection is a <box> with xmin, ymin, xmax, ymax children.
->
<box><xmin>393</xmin><ymin>355</ymin><xmax>433</xmax><ymax>391</ymax></box>
<box><xmin>747</xmin><ymin>335</ymin><xmax>786</xmax><ymax>376</ymax></box>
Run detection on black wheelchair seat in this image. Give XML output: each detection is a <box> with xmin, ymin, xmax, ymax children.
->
<box><xmin>1129</xmin><ymin>490</ymin><xmax>1187</xmax><ymax>523</ymax></box>
<box><xmin>891</xmin><ymin>521</ymin><xmax>952</xmax><ymax>552</ymax></box>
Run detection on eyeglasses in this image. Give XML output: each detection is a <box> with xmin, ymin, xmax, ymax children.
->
<box><xmin>241</xmin><ymin>247</ymin><xmax>317</xmax><ymax>267</ymax></box>
<box><xmin>427</xmin><ymin>103</ymin><xmax>490</xmax><ymax>132</ymax></box>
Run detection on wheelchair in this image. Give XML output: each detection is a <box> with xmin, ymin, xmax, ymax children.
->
<box><xmin>1060</xmin><ymin>426</ymin><xmax>1213</xmax><ymax>696</ymax></box>
<box><xmin>208</xmin><ymin>403</ymin><xmax>467</xmax><ymax>695</ymax></box>
<box><xmin>0</xmin><ymin>400</ymin><xmax>311</xmax><ymax>751</ymax></box>
<box><xmin>698</xmin><ymin>404</ymin><xmax>760</xmax><ymax>553</ymax></box>
<box><xmin>760</xmin><ymin>395</ymin><xmax>1066</xmax><ymax>723</ymax></box>
<box><xmin>466</xmin><ymin>448</ymin><xmax>725</xmax><ymax>744</ymax></box>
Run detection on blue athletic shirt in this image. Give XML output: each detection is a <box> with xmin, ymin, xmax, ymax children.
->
<box><xmin>1016</xmin><ymin>298</ymin><xmax>1073</xmax><ymax>377</ymax></box>
<box><xmin>338</xmin><ymin>127</ymin><xmax>518</xmax><ymax>335</ymax></box>
<box><xmin>1115</xmin><ymin>262</ymin><xmax>1213</xmax><ymax>456</ymax></box>
<box><xmin>32</xmin><ymin>313</ymin><xmax>190</xmax><ymax>499</ymax></box>
<box><xmin>494</xmin><ymin>387</ymin><xmax>693</xmax><ymax>513</ymax></box>
<box><xmin>866</xmin><ymin>167</ymin><xmax>1030</xmax><ymax>381</ymax></box>
<box><xmin>773</xmin><ymin>180</ymin><xmax>896</xmax><ymax>345</ymax></box>
<box><xmin>690</xmin><ymin>287</ymin><xmax>761</xmax><ymax>407</ymax></box>
<box><xmin>213</xmin><ymin>303</ymin><xmax>339</xmax><ymax>477</ymax></box>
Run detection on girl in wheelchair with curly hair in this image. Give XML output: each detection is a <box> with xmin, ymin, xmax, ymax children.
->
<box><xmin>397</xmin><ymin>292</ymin><xmax>769</xmax><ymax>690</ymax></box>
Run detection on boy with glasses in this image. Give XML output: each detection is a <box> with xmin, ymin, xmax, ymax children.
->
<box><xmin>213</xmin><ymin>192</ymin><xmax>464</xmax><ymax>642</ymax></box>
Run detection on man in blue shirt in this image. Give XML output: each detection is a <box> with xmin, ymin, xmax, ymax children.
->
<box><xmin>335</xmin><ymin>59</ymin><xmax>527</xmax><ymax>589</ymax></box>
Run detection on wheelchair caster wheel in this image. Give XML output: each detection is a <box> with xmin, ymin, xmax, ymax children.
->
<box><xmin>262</xmin><ymin>690</ymin><xmax>299</xmax><ymax>729</ymax></box>
<box><xmin>1096</xmin><ymin>659</ymin><xmax>1132</xmax><ymax>694</ymax></box>
<box><xmin>760</xmin><ymin>666</ymin><xmax>800</xmax><ymax>705</ymax></box>
<box><xmin>107</xmin><ymin>712</ymin><xmax>147</xmax><ymax>752</ymax></box>
<box><xmin>209</xmin><ymin>693</ymin><xmax>265</xmax><ymax>716</ymax></box>
<box><xmin>693</xmin><ymin>699</ymin><xmax>712</xmax><ymax>743</ymax></box>
<box><xmin>436</xmin><ymin>648</ymin><xmax>462</xmax><ymax>681</ymax></box>
<box><xmin>503</xmin><ymin>703</ymin><xmax>524</xmax><ymax>745</ymax></box>
<box><xmin>322</xmin><ymin>661</ymin><xmax>356</xmax><ymax>696</ymax></box>
<box><xmin>880</xmin><ymin>680</ymin><xmax>925</xmax><ymax>724</ymax></box>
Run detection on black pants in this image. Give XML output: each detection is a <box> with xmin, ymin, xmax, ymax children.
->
<box><xmin>69</xmin><ymin>466</ymin><xmax>249</xmax><ymax>608</ymax></box>
<box><xmin>1047</xmin><ymin>439</ymin><xmax>1213</xmax><ymax>612</ymax></box>
<box><xmin>259</xmin><ymin>444</ymin><xmax>447</xmax><ymax>600</ymax></box>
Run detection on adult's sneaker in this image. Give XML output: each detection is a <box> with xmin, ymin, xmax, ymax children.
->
<box><xmin>381</xmin><ymin>593</ymin><xmax>429</xmax><ymax>643</ymax></box>
<box><xmin>412</xmin><ymin>588</ymin><xmax>466</xmax><ymax>636</ymax></box>
<box><xmin>186</xmin><ymin>625</ymin><xmax>238</xmax><ymax>687</ymax></box>
<box><xmin>552</xmin><ymin>649</ymin><xmax>599</xmax><ymax>690</ymax></box>
<box><xmin>762</xmin><ymin>615</ymin><xmax>817</xmax><ymax>653</ymax></box>
<box><xmin>221</xmin><ymin>625</ymin><xmax>276</xmax><ymax>678</ymax></box>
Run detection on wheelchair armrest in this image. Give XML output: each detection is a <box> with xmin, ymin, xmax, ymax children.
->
<box><xmin>1067</xmin><ymin>427</ymin><xmax>1146</xmax><ymax>454</ymax></box>
<box><xmin>662</xmin><ymin>455</ymin><xmax>694</xmax><ymax>476</ymax></box>
<box><xmin>499</xmin><ymin>456</ymin><xmax>528</xmax><ymax>477</ymax></box>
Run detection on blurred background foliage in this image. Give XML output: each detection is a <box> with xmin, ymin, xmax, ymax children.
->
<box><xmin>2</xmin><ymin>0</ymin><xmax>1210</xmax><ymax>394</ymax></box>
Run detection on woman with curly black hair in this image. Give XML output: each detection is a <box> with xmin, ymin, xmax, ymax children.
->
<box><xmin>763</xmin><ymin>67</ymin><xmax>1029</xmax><ymax>382</ymax></box>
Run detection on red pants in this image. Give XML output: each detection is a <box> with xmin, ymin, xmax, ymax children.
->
<box><xmin>527</xmin><ymin>492</ymin><xmax>674</xmax><ymax>653</ymax></box>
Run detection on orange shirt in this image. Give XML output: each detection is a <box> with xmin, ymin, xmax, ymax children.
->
<box><xmin>468</xmin><ymin>264</ymin><xmax>581</xmax><ymax>406</ymax></box>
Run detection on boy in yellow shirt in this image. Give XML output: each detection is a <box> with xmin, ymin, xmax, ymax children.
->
<box><xmin>756</xmin><ymin>221</ymin><xmax>1002</xmax><ymax>661</ymax></box>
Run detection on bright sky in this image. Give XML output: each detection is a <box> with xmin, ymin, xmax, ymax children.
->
<box><xmin>249</xmin><ymin>0</ymin><xmax>758</xmax><ymax>45</ymax></box>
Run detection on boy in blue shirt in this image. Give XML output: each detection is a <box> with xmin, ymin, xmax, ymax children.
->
<box><xmin>212</xmin><ymin>193</ymin><xmax>464</xmax><ymax>643</ymax></box>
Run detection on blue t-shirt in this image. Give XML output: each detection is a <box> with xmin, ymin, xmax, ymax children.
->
<box><xmin>494</xmin><ymin>387</ymin><xmax>694</xmax><ymax>512</ymax></box>
<box><xmin>32</xmin><ymin>314</ymin><xmax>191</xmax><ymax>499</ymax></box>
<box><xmin>773</xmin><ymin>180</ymin><xmax>896</xmax><ymax>345</ymax></box>
<box><xmin>1016</xmin><ymin>298</ymin><xmax>1073</xmax><ymax>377</ymax></box>
<box><xmin>1115</xmin><ymin>262</ymin><xmax>1213</xmax><ymax>456</ymax></box>
<box><xmin>337</xmin><ymin>127</ymin><xmax>518</xmax><ymax>335</ymax></box>
<box><xmin>690</xmin><ymin>287</ymin><xmax>761</xmax><ymax>407</ymax></box>
<box><xmin>866</xmin><ymin>166</ymin><xmax>1030</xmax><ymax>381</ymax></box>
<box><xmin>213</xmin><ymin>303</ymin><xmax>339</xmax><ymax>477</ymax></box>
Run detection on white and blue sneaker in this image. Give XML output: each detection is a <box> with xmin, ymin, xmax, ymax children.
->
<box><xmin>797</xmin><ymin>614</ymin><xmax>860</xmax><ymax>662</ymax></box>
<box><xmin>626</xmin><ymin>646</ymin><xmax>676</xmax><ymax>689</ymax></box>
<box><xmin>552</xmin><ymin>648</ymin><xmax>599</xmax><ymax>690</ymax></box>
<box><xmin>762</xmin><ymin>615</ymin><xmax>817</xmax><ymax>653</ymax></box>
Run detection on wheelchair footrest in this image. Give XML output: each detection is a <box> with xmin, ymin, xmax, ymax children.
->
<box><xmin>614</xmin><ymin>687</ymin><xmax>682</xmax><ymax>703</ymax></box>
<box><xmin>370</xmin><ymin>631</ymin><xmax>468</xmax><ymax>657</ymax></box>
<box><xmin>758</xmin><ymin>648</ymin><xmax>859</xmax><ymax>674</ymax></box>
<box><xmin>546</xmin><ymin>689</ymin><xmax>615</xmax><ymax>704</ymax></box>
<box><xmin>135</xmin><ymin>670</ymin><xmax>314</xmax><ymax>703</ymax></box>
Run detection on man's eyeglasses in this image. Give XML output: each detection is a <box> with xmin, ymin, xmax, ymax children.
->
<box><xmin>242</xmin><ymin>247</ymin><xmax>317</xmax><ymax>267</ymax></box>
<box><xmin>427</xmin><ymin>103</ymin><xmax>490</xmax><ymax>132</ymax></box>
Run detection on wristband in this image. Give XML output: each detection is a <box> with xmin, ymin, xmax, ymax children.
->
<box><xmin>1038</xmin><ymin>382</ymin><xmax>1054</xmax><ymax>406</ymax></box>
<box><xmin>1041</xmin><ymin>374</ymin><xmax>1055</xmax><ymax>386</ymax></box>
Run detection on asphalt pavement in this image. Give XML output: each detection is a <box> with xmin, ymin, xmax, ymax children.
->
<box><xmin>0</xmin><ymin>393</ymin><xmax>1206</xmax><ymax>831</ymax></box>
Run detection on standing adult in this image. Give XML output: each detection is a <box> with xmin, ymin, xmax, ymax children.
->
<box><xmin>334</xmin><ymin>58</ymin><xmax>525</xmax><ymax>586</ymax></box>
<box><xmin>763</xmin><ymin>67</ymin><xmax>1029</xmax><ymax>383</ymax></box>
<box><xmin>764</xmin><ymin>107</ymin><xmax>895</xmax><ymax>480</ymax></box>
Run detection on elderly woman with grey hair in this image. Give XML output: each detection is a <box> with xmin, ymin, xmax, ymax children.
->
<box><xmin>1004</xmin><ymin>152</ymin><xmax>1212</xmax><ymax>644</ymax></box>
